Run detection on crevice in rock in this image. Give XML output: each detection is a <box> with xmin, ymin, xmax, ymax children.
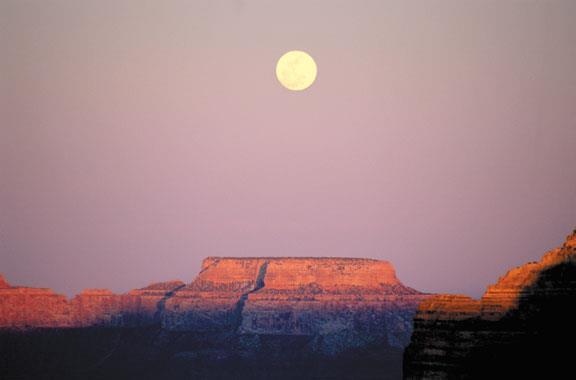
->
<box><xmin>254</xmin><ymin>260</ymin><xmax>269</xmax><ymax>291</ymax></box>
<box><xmin>154</xmin><ymin>284</ymin><xmax>186</xmax><ymax>322</ymax></box>
<box><xmin>232</xmin><ymin>260</ymin><xmax>269</xmax><ymax>332</ymax></box>
<box><xmin>198</xmin><ymin>258</ymin><xmax>220</xmax><ymax>274</ymax></box>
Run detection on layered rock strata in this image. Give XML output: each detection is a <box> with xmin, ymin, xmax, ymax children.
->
<box><xmin>1</xmin><ymin>258</ymin><xmax>426</xmax><ymax>348</ymax></box>
<box><xmin>0</xmin><ymin>279</ymin><xmax>184</xmax><ymax>329</ymax></box>
<box><xmin>404</xmin><ymin>230</ymin><xmax>576</xmax><ymax>379</ymax></box>
<box><xmin>1</xmin><ymin>257</ymin><xmax>428</xmax><ymax>379</ymax></box>
<box><xmin>162</xmin><ymin>258</ymin><xmax>426</xmax><ymax>349</ymax></box>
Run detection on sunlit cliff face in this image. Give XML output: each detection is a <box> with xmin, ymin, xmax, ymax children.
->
<box><xmin>404</xmin><ymin>230</ymin><xmax>576</xmax><ymax>379</ymax></box>
<box><xmin>0</xmin><ymin>257</ymin><xmax>428</xmax><ymax>350</ymax></box>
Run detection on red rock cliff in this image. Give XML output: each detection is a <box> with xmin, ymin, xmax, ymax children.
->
<box><xmin>0</xmin><ymin>275</ymin><xmax>10</xmax><ymax>289</ymax></box>
<box><xmin>1</xmin><ymin>257</ymin><xmax>428</xmax><ymax>351</ymax></box>
<box><xmin>162</xmin><ymin>257</ymin><xmax>427</xmax><ymax>351</ymax></box>
<box><xmin>0</xmin><ymin>280</ymin><xmax>184</xmax><ymax>329</ymax></box>
<box><xmin>0</xmin><ymin>258</ymin><xmax>430</xmax><ymax>379</ymax></box>
<box><xmin>404</xmin><ymin>230</ymin><xmax>576</xmax><ymax>379</ymax></box>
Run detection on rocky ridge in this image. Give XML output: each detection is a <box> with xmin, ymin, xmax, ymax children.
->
<box><xmin>404</xmin><ymin>230</ymin><xmax>576</xmax><ymax>379</ymax></box>
<box><xmin>0</xmin><ymin>278</ymin><xmax>185</xmax><ymax>329</ymax></box>
<box><xmin>1</xmin><ymin>257</ymin><xmax>428</xmax><ymax>379</ymax></box>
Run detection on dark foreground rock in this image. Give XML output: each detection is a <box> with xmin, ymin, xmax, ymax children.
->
<box><xmin>403</xmin><ymin>230</ymin><xmax>576</xmax><ymax>379</ymax></box>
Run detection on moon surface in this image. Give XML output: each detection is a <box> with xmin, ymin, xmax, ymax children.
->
<box><xmin>275</xmin><ymin>50</ymin><xmax>317</xmax><ymax>91</ymax></box>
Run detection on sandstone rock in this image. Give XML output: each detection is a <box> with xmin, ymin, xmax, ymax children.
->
<box><xmin>70</xmin><ymin>289</ymin><xmax>139</xmax><ymax>327</ymax></box>
<box><xmin>0</xmin><ymin>275</ymin><xmax>10</xmax><ymax>288</ymax></box>
<box><xmin>1</xmin><ymin>257</ymin><xmax>428</xmax><ymax>351</ymax></box>
<box><xmin>0</xmin><ymin>280</ymin><xmax>186</xmax><ymax>329</ymax></box>
<box><xmin>127</xmin><ymin>280</ymin><xmax>185</xmax><ymax>324</ymax></box>
<box><xmin>0</xmin><ymin>257</ymin><xmax>429</xmax><ymax>379</ymax></box>
<box><xmin>238</xmin><ymin>258</ymin><xmax>425</xmax><ymax>350</ymax></box>
<box><xmin>261</xmin><ymin>257</ymin><xmax>400</xmax><ymax>291</ymax></box>
<box><xmin>404</xmin><ymin>229</ymin><xmax>576</xmax><ymax>379</ymax></box>
<box><xmin>162</xmin><ymin>258</ymin><xmax>266</xmax><ymax>331</ymax></box>
<box><xmin>0</xmin><ymin>286</ymin><xmax>72</xmax><ymax>328</ymax></box>
<box><xmin>160</xmin><ymin>257</ymin><xmax>429</xmax><ymax>350</ymax></box>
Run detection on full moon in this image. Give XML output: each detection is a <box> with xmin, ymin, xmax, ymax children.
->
<box><xmin>275</xmin><ymin>50</ymin><xmax>317</xmax><ymax>91</ymax></box>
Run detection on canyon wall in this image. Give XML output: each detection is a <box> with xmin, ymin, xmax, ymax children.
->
<box><xmin>0</xmin><ymin>279</ymin><xmax>185</xmax><ymax>329</ymax></box>
<box><xmin>404</xmin><ymin>230</ymin><xmax>576</xmax><ymax>379</ymax></box>
<box><xmin>0</xmin><ymin>257</ymin><xmax>428</xmax><ymax>379</ymax></box>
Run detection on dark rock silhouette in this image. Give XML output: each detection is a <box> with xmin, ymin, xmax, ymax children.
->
<box><xmin>403</xmin><ymin>229</ymin><xmax>576</xmax><ymax>379</ymax></box>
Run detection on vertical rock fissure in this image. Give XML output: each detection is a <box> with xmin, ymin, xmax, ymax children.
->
<box><xmin>154</xmin><ymin>284</ymin><xmax>186</xmax><ymax>322</ymax></box>
<box><xmin>254</xmin><ymin>260</ymin><xmax>269</xmax><ymax>291</ymax></box>
<box><xmin>198</xmin><ymin>258</ymin><xmax>220</xmax><ymax>274</ymax></box>
<box><xmin>232</xmin><ymin>260</ymin><xmax>269</xmax><ymax>332</ymax></box>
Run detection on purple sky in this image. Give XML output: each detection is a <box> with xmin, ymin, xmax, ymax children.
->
<box><xmin>1</xmin><ymin>1</ymin><xmax>575</xmax><ymax>298</ymax></box>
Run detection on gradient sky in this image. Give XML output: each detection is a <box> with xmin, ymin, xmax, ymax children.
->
<box><xmin>1</xmin><ymin>1</ymin><xmax>575</xmax><ymax>297</ymax></box>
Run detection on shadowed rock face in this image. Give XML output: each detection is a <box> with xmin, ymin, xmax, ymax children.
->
<box><xmin>0</xmin><ymin>257</ymin><xmax>428</xmax><ymax>379</ymax></box>
<box><xmin>163</xmin><ymin>257</ymin><xmax>424</xmax><ymax>349</ymax></box>
<box><xmin>0</xmin><ymin>280</ymin><xmax>185</xmax><ymax>329</ymax></box>
<box><xmin>403</xmin><ymin>230</ymin><xmax>576</xmax><ymax>379</ymax></box>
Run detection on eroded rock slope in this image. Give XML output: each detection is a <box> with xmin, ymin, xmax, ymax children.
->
<box><xmin>1</xmin><ymin>257</ymin><xmax>428</xmax><ymax>379</ymax></box>
<box><xmin>404</xmin><ymin>230</ymin><xmax>576</xmax><ymax>379</ymax></box>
